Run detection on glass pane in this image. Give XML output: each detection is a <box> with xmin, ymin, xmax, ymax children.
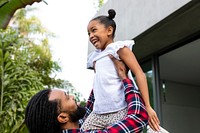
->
<box><xmin>145</xmin><ymin>70</ymin><xmax>154</xmax><ymax>107</ymax></box>
<box><xmin>141</xmin><ymin>60</ymin><xmax>154</xmax><ymax>133</ymax></box>
<box><xmin>133</xmin><ymin>60</ymin><xmax>155</xmax><ymax>107</ymax></box>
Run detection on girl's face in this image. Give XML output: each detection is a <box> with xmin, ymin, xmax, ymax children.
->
<box><xmin>87</xmin><ymin>20</ymin><xmax>113</xmax><ymax>50</ymax></box>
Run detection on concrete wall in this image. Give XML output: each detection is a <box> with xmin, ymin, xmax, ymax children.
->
<box><xmin>88</xmin><ymin>0</ymin><xmax>191</xmax><ymax>54</ymax></box>
<box><xmin>161</xmin><ymin>80</ymin><xmax>200</xmax><ymax>133</ymax></box>
<box><xmin>87</xmin><ymin>1</ymin><xmax>200</xmax><ymax>132</ymax></box>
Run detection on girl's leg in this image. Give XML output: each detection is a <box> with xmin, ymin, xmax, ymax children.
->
<box><xmin>81</xmin><ymin>108</ymin><xmax>127</xmax><ymax>131</ymax></box>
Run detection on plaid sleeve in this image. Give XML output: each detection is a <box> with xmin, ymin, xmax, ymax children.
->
<box><xmin>84</xmin><ymin>89</ymin><xmax>95</xmax><ymax>118</ymax></box>
<box><xmin>79</xmin><ymin>89</ymin><xmax>95</xmax><ymax>126</ymax></box>
<box><xmin>82</xmin><ymin>78</ymin><xmax>148</xmax><ymax>133</ymax></box>
<box><xmin>63</xmin><ymin>129</ymin><xmax>80</xmax><ymax>133</ymax></box>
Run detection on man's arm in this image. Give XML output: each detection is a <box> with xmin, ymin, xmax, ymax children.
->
<box><xmin>79</xmin><ymin>89</ymin><xmax>95</xmax><ymax>126</ymax></box>
<box><xmin>90</xmin><ymin>78</ymin><xmax>148</xmax><ymax>133</ymax></box>
<box><xmin>85</xmin><ymin>89</ymin><xmax>95</xmax><ymax>117</ymax></box>
<box><xmin>66</xmin><ymin>79</ymin><xmax>148</xmax><ymax>133</ymax></box>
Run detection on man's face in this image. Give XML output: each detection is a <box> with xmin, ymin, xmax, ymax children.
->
<box><xmin>49</xmin><ymin>89</ymin><xmax>86</xmax><ymax>122</ymax></box>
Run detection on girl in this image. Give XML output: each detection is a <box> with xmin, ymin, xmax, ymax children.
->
<box><xmin>82</xmin><ymin>9</ymin><xmax>160</xmax><ymax>131</ymax></box>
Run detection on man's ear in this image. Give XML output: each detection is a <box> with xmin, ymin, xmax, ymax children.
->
<box><xmin>57</xmin><ymin>112</ymin><xmax>69</xmax><ymax>123</ymax></box>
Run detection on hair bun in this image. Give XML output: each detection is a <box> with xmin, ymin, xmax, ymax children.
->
<box><xmin>108</xmin><ymin>9</ymin><xmax>116</xmax><ymax>19</ymax></box>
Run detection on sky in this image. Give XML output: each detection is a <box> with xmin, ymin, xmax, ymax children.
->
<box><xmin>31</xmin><ymin>0</ymin><xmax>107</xmax><ymax>100</ymax></box>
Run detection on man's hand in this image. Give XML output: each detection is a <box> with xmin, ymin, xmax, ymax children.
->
<box><xmin>109</xmin><ymin>55</ymin><xmax>128</xmax><ymax>80</ymax></box>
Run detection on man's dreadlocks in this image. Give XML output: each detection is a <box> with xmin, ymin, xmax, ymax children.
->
<box><xmin>25</xmin><ymin>89</ymin><xmax>62</xmax><ymax>133</ymax></box>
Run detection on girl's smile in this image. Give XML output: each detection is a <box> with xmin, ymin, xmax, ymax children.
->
<box><xmin>87</xmin><ymin>20</ymin><xmax>113</xmax><ymax>50</ymax></box>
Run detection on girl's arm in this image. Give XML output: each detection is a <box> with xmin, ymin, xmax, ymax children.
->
<box><xmin>118</xmin><ymin>47</ymin><xmax>150</xmax><ymax>107</ymax></box>
<box><xmin>117</xmin><ymin>46</ymin><xmax>160</xmax><ymax>131</ymax></box>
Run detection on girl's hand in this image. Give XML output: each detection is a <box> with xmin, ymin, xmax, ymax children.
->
<box><xmin>146</xmin><ymin>106</ymin><xmax>160</xmax><ymax>131</ymax></box>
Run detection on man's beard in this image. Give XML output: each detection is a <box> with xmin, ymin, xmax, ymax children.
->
<box><xmin>69</xmin><ymin>105</ymin><xmax>86</xmax><ymax>122</ymax></box>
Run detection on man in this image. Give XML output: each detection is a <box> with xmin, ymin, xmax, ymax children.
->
<box><xmin>25</xmin><ymin>56</ymin><xmax>148</xmax><ymax>133</ymax></box>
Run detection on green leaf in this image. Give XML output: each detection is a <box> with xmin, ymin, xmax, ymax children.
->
<box><xmin>0</xmin><ymin>0</ymin><xmax>8</xmax><ymax>8</ymax></box>
<box><xmin>0</xmin><ymin>49</ymin><xmax>2</xmax><ymax>59</ymax></box>
<box><xmin>10</xmin><ymin>119</ymin><xmax>24</xmax><ymax>133</ymax></box>
<box><xmin>0</xmin><ymin>40</ymin><xmax>2</xmax><ymax>48</ymax></box>
<box><xmin>4</xmin><ymin>62</ymin><xmax>12</xmax><ymax>70</ymax></box>
<box><xmin>3</xmin><ymin>51</ymin><xmax>9</xmax><ymax>61</ymax></box>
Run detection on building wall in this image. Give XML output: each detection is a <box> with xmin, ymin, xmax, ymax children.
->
<box><xmin>158</xmin><ymin>38</ymin><xmax>200</xmax><ymax>132</ymax></box>
<box><xmin>162</xmin><ymin>81</ymin><xmax>200</xmax><ymax>133</ymax></box>
<box><xmin>87</xmin><ymin>1</ymin><xmax>200</xmax><ymax>132</ymax></box>
<box><xmin>88</xmin><ymin>0</ymin><xmax>191</xmax><ymax>54</ymax></box>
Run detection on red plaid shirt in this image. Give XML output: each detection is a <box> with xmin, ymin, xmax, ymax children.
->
<box><xmin>64</xmin><ymin>78</ymin><xmax>148</xmax><ymax>133</ymax></box>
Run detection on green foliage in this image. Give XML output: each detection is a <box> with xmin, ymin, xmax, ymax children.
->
<box><xmin>0</xmin><ymin>28</ymin><xmax>43</xmax><ymax>133</ymax></box>
<box><xmin>9</xmin><ymin>8</ymin><xmax>63</xmax><ymax>88</ymax></box>
<box><xmin>0</xmin><ymin>0</ymin><xmax>8</xmax><ymax>8</ymax></box>
<box><xmin>0</xmin><ymin>7</ymin><xmax>82</xmax><ymax>133</ymax></box>
<box><xmin>98</xmin><ymin>0</ymin><xmax>104</xmax><ymax>8</ymax></box>
<box><xmin>93</xmin><ymin>0</ymin><xmax>104</xmax><ymax>11</ymax></box>
<box><xmin>79</xmin><ymin>98</ymin><xmax>87</xmax><ymax>107</ymax></box>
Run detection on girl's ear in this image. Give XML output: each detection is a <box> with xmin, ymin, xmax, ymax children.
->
<box><xmin>57</xmin><ymin>112</ymin><xmax>69</xmax><ymax>123</ymax></box>
<box><xmin>107</xmin><ymin>26</ymin><xmax>114</xmax><ymax>36</ymax></box>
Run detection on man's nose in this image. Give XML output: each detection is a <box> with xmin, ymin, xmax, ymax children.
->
<box><xmin>69</xmin><ymin>95</ymin><xmax>75</xmax><ymax>100</ymax></box>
